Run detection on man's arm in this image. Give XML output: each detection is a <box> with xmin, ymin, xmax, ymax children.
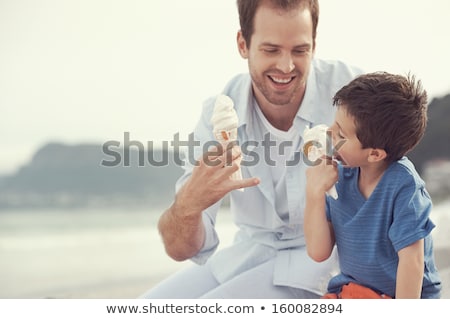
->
<box><xmin>158</xmin><ymin>145</ymin><xmax>260</xmax><ymax>261</ymax></box>
<box><xmin>158</xmin><ymin>196</ymin><xmax>206</xmax><ymax>261</ymax></box>
<box><xmin>396</xmin><ymin>239</ymin><xmax>424</xmax><ymax>298</ymax></box>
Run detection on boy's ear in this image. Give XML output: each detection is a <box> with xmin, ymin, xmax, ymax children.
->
<box><xmin>368</xmin><ymin>148</ymin><xmax>387</xmax><ymax>162</ymax></box>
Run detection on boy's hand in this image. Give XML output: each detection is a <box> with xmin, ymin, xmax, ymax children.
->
<box><xmin>306</xmin><ymin>156</ymin><xmax>338</xmax><ymax>196</ymax></box>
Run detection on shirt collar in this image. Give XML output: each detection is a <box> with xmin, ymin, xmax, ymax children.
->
<box><xmin>296</xmin><ymin>61</ymin><xmax>318</xmax><ymax>126</ymax></box>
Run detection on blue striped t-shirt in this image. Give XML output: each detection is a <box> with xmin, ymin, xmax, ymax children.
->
<box><xmin>326</xmin><ymin>157</ymin><xmax>441</xmax><ymax>298</ymax></box>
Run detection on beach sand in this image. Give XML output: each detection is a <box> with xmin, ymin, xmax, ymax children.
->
<box><xmin>105</xmin><ymin>201</ymin><xmax>450</xmax><ymax>299</ymax></box>
<box><xmin>81</xmin><ymin>203</ymin><xmax>450</xmax><ymax>299</ymax></box>
<box><xmin>42</xmin><ymin>247</ymin><xmax>450</xmax><ymax>299</ymax></box>
<box><xmin>1</xmin><ymin>203</ymin><xmax>448</xmax><ymax>299</ymax></box>
<box><xmin>435</xmin><ymin>249</ymin><xmax>450</xmax><ymax>298</ymax></box>
<box><xmin>54</xmin><ymin>248</ymin><xmax>450</xmax><ymax>299</ymax></box>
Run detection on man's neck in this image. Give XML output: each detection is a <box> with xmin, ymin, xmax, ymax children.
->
<box><xmin>254</xmin><ymin>90</ymin><xmax>304</xmax><ymax>132</ymax></box>
<box><xmin>259</xmin><ymin>105</ymin><xmax>298</xmax><ymax>131</ymax></box>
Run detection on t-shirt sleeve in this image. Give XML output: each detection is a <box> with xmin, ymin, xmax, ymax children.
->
<box><xmin>388</xmin><ymin>182</ymin><xmax>435</xmax><ymax>252</ymax></box>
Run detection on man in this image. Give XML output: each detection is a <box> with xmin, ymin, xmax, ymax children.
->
<box><xmin>141</xmin><ymin>0</ymin><xmax>362</xmax><ymax>298</ymax></box>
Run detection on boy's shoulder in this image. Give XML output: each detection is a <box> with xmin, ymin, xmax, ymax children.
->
<box><xmin>388</xmin><ymin>157</ymin><xmax>422</xmax><ymax>178</ymax></box>
<box><xmin>383</xmin><ymin>157</ymin><xmax>426</xmax><ymax>191</ymax></box>
<box><xmin>338</xmin><ymin>157</ymin><xmax>425</xmax><ymax>188</ymax></box>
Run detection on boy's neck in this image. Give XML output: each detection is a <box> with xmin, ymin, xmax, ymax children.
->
<box><xmin>358</xmin><ymin>162</ymin><xmax>389</xmax><ymax>199</ymax></box>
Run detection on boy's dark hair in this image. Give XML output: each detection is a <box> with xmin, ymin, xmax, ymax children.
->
<box><xmin>333</xmin><ymin>71</ymin><xmax>428</xmax><ymax>163</ymax></box>
<box><xmin>237</xmin><ymin>0</ymin><xmax>319</xmax><ymax>47</ymax></box>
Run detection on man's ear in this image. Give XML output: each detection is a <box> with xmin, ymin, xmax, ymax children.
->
<box><xmin>368</xmin><ymin>148</ymin><xmax>387</xmax><ymax>163</ymax></box>
<box><xmin>237</xmin><ymin>30</ymin><xmax>249</xmax><ymax>59</ymax></box>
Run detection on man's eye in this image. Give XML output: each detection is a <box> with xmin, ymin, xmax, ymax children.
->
<box><xmin>263</xmin><ymin>48</ymin><xmax>278</xmax><ymax>54</ymax></box>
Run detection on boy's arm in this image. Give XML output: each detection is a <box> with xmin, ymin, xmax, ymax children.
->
<box><xmin>396</xmin><ymin>239</ymin><xmax>424</xmax><ymax>298</ymax></box>
<box><xmin>303</xmin><ymin>159</ymin><xmax>337</xmax><ymax>262</ymax></box>
<box><xmin>304</xmin><ymin>190</ymin><xmax>335</xmax><ymax>262</ymax></box>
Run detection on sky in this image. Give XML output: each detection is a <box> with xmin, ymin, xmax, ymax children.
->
<box><xmin>1</xmin><ymin>0</ymin><xmax>450</xmax><ymax>174</ymax></box>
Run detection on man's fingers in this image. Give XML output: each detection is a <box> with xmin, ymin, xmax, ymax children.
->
<box><xmin>229</xmin><ymin>177</ymin><xmax>260</xmax><ymax>191</ymax></box>
<box><xmin>222</xmin><ymin>145</ymin><xmax>241</xmax><ymax>166</ymax></box>
<box><xmin>217</xmin><ymin>160</ymin><xmax>241</xmax><ymax>179</ymax></box>
<box><xmin>200</xmin><ymin>144</ymin><xmax>224</xmax><ymax>167</ymax></box>
<box><xmin>201</xmin><ymin>144</ymin><xmax>241</xmax><ymax>168</ymax></box>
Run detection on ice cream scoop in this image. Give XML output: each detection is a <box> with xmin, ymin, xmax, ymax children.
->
<box><xmin>211</xmin><ymin>94</ymin><xmax>242</xmax><ymax>182</ymax></box>
<box><xmin>303</xmin><ymin>124</ymin><xmax>338</xmax><ymax>199</ymax></box>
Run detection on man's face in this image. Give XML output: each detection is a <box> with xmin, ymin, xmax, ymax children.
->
<box><xmin>238</xmin><ymin>4</ymin><xmax>315</xmax><ymax>108</ymax></box>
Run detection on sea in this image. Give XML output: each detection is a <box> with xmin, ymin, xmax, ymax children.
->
<box><xmin>0</xmin><ymin>201</ymin><xmax>449</xmax><ymax>299</ymax></box>
<box><xmin>0</xmin><ymin>207</ymin><xmax>237</xmax><ymax>298</ymax></box>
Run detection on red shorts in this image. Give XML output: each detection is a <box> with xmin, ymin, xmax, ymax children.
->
<box><xmin>322</xmin><ymin>282</ymin><xmax>392</xmax><ymax>299</ymax></box>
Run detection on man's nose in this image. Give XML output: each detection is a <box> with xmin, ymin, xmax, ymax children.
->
<box><xmin>276</xmin><ymin>53</ymin><xmax>295</xmax><ymax>73</ymax></box>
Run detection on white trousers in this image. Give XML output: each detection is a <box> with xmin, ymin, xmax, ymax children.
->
<box><xmin>139</xmin><ymin>259</ymin><xmax>320</xmax><ymax>299</ymax></box>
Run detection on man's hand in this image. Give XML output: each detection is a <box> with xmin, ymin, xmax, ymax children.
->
<box><xmin>177</xmin><ymin>144</ymin><xmax>259</xmax><ymax>214</ymax></box>
<box><xmin>158</xmin><ymin>144</ymin><xmax>259</xmax><ymax>261</ymax></box>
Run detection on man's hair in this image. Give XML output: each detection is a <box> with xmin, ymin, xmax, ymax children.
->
<box><xmin>237</xmin><ymin>0</ymin><xmax>319</xmax><ymax>47</ymax></box>
<box><xmin>333</xmin><ymin>72</ymin><xmax>428</xmax><ymax>163</ymax></box>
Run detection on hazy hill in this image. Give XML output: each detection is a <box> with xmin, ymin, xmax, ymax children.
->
<box><xmin>0</xmin><ymin>94</ymin><xmax>448</xmax><ymax>209</ymax></box>
<box><xmin>0</xmin><ymin>143</ymin><xmax>184</xmax><ymax>209</ymax></box>
<box><xmin>408</xmin><ymin>93</ymin><xmax>450</xmax><ymax>173</ymax></box>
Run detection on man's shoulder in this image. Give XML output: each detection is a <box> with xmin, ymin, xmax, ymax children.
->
<box><xmin>222</xmin><ymin>73</ymin><xmax>252</xmax><ymax>96</ymax></box>
<box><xmin>312</xmin><ymin>58</ymin><xmax>364</xmax><ymax>81</ymax></box>
<box><xmin>200</xmin><ymin>73</ymin><xmax>251</xmax><ymax>120</ymax></box>
<box><xmin>310</xmin><ymin>58</ymin><xmax>364</xmax><ymax>101</ymax></box>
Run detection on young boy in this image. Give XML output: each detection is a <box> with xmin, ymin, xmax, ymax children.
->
<box><xmin>303</xmin><ymin>72</ymin><xmax>442</xmax><ymax>298</ymax></box>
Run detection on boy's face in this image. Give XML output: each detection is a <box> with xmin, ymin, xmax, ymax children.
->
<box><xmin>237</xmin><ymin>4</ymin><xmax>314</xmax><ymax>109</ymax></box>
<box><xmin>330</xmin><ymin>106</ymin><xmax>372</xmax><ymax>167</ymax></box>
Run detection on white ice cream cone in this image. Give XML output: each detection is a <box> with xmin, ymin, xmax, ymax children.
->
<box><xmin>211</xmin><ymin>95</ymin><xmax>243</xmax><ymax>187</ymax></box>
<box><xmin>214</xmin><ymin>128</ymin><xmax>242</xmax><ymax>181</ymax></box>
